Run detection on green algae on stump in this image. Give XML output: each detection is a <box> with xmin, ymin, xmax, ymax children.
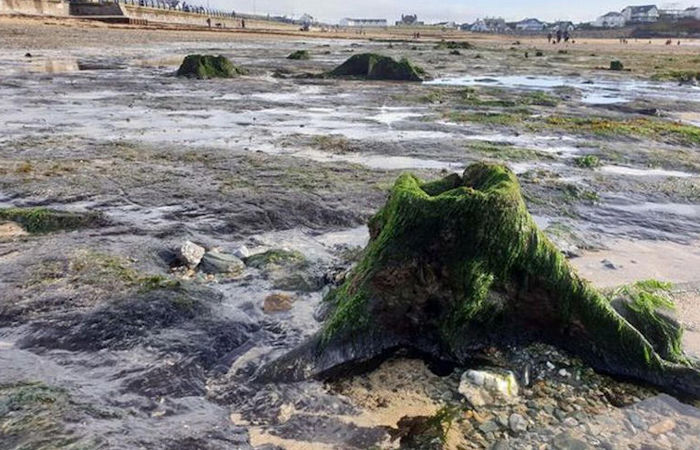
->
<box><xmin>260</xmin><ymin>162</ymin><xmax>700</xmax><ymax>399</ymax></box>
<box><xmin>287</xmin><ymin>50</ymin><xmax>311</xmax><ymax>60</ymax></box>
<box><xmin>176</xmin><ymin>55</ymin><xmax>247</xmax><ymax>79</ymax></box>
<box><xmin>327</xmin><ymin>53</ymin><xmax>425</xmax><ymax>81</ymax></box>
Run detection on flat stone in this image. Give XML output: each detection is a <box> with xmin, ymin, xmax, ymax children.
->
<box><xmin>479</xmin><ymin>420</ymin><xmax>500</xmax><ymax>434</ymax></box>
<box><xmin>648</xmin><ymin>418</ymin><xmax>675</xmax><ymax>435</ymax></box>
<box><xmin>460</xmin><ymin>369</ymin><xmax>519</xmax><ymax>405</ymax></box>
<box><xmin>263</xmin><ymin>293</ymin><xmax>295</xmax><ymax>313</ymax></box>
<box><xmin>200</xmin><ymin>250</ymin><xmax>245</xmax><ymax>275</ymax></box>
<box><xmin>178</xmin><ymin>241</ymin><xmax>205</xmax><ymax>268</ymax></box>
<box><xmin>551</xmin><ymin>432</ymin><xmax>593</xmax><ymax>450</ymax></box>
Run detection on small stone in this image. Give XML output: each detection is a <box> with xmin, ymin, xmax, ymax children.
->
<box><xmin>563</xmin><ymin>417</ymin><xmax>578</xmax><ymax>427</ymax></box>
<box><xmin>627</xmin><ymin>411</ymin><xmax>645</xmax><ymax>429</ymax></box>
<box><xmin>490</xmin><ymin>440</ymin><xmax>509</xmax><ymax>450</ymax></box>
<box><xmin>178</xmin><ymin>241</ymin><xmax>205</xmax><ymax>268</ymax></box>
<box><xmin>546</xmin><ymin>361</ymin><xmax>555</xmax><ymax>370</ymax></box>
<box><xmin>552</xmin><ymin>432</ymin><xmax>593</xmax><ymax>450</ymax></box>
<box><xmin>648</xmin><ymin>418</ymin><xmax>675</xmax><ymax>435</ymax></box>
<box><xmin>263</xmin><ymin>293</ymin><xmax>295</xmax><ymax>313</ymax></box>
<box><xmin>200</xmin><ymin>250</ymin><xmax>245</xmax><ymax>274</ymax></box>
<box><xmin>601</xmin><ymin>259</ymin><xmax>618</xmax><ymax>270</ymax></box>
<box><xmin>509</xmin><ymin>413</ymin><xmax>528</xmax><ymax>433</ymax></box>
<box><xmin>233</xmin><ymin>245</ymin><xmax>251</xmax><ymax>259</ymax></box>
<box><xmin>558</xmin><ymin>369</ymin><xmax>570</xmax><ymax>377</ymax></box>
<box><xmin>479</xmin><ymin>419</ymin><xmax>500</xmax><ymax>434</ymax></box>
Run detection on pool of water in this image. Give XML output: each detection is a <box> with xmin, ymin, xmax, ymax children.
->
<box><xmin>425</xmin><ymin>75</ymin><xmax>700</xmax><ymax>105</ymax></box>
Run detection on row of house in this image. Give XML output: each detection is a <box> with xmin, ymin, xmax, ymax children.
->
<box><xmin>466</xmin><ymin>18</ymin><xmax>574</xmax><ymax>33</ymax></box>
<box><xmin>591</xmin><ymin>5</ymin><xmax>700</xmax><ymax>28</ymax></box>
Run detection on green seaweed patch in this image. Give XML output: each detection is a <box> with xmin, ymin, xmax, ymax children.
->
<box><xmin>0</xmin><ymin>207</ymin><xmax>104</xmax><ymax>234</ymax></box>
<box><xmin>545</xmin><ymin>117</ymin><xmax>700</xmax><ymax>146</ymax></box>
<box><xmin>245</xmin><ymin>249</ymin><xmax>307</xmax><ymax>269</ymax></box>
<box><xmin>651</xmin><ymin>70</ymin><xmax>700</xmax><ymax>83</ymax></box>
<box><xmin>445</xmin><ymin>111</ymin><xmax>528</xmax><ymax>126</ymax></box>
<box><xmin>176</xmin><ymin>54</ymin><xmax>248</xmax><ymax>79</ymax></box>
<box><xmin>465</xmin><ymin>141</ymin><xmax>554</xmax><ymax>162</ymax></box>
<box><xmin>327</xmin><ymin>53</ymin><xmax>425</xmax><ymax>81</ymax></box>
<box><xmin>434</xmin><ymin>40</ymin><xmax>474</xmax><ymax>50</ymax></box>
<box><xmin>287</xmin><ymin>50</ymin><xmax>311</xmax><ymax>60</ymax></box>
<box><xmin>608</xmin><ymin>280</ymin><xmax>686</xmax><ymax>364</ymax></box>
<box><xmin>574</xmin><ymin>155</ymin><xmax>601</xmax><ymax>169</ymax></box>
<box><xmin>0</xmin><ymin>382</ymin><xmax>74</xmax><ymax>446</ymax></box>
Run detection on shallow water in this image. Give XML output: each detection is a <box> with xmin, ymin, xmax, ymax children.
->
<box><xmin>426</xmin><ymin>74</ymin><xmax>700</xmax><ymax>104</ymax></box>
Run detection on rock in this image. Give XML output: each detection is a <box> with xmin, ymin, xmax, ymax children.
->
<box><xmin>552</xmin><ymin>432</ymin><xmax>593</xmax><ymax>450</ymax></box>
<box><xmin>546</xmin><ymin>361</ymin><xmax>556</xmax><ymax>370</ymax></box>
<box><xmin>176</xmin><ymin>54</ymin><xmax>247</xmax><ymax>79</ymax></box>
<box><xmin>626</xmin><ymin>411</ymin><xmax>646</xmax><ymax>429</ymax></box>
<box><xmin>479</xmin><ymin>420</ymin><xmax>500</xmax><ymax>434</ymax></box>
<box><xmin>200</xmin><ymin>250</ymin><xmax>245</xmax><ymax>275</ymax></box>
<box><xmin>287</xmin><ymin>50</ymin><xmax>310</xmax><ymax>60</ymax></box>
<box><xmin>24</xmin><ymin>52</ymin><xmax>32</xmax><ymax>58</ymax></box>
<box><xmin>563</xmin><ymin>417</ymin><xmax>578</xmax><ymax>427</ymax></box>
<box><xmin>263</xmin><ymin>294</ymin><xmax>295</xmax><ymax>313</ymax></box>
<box><xmin>327</xmin><ymin>53</ymin><xmax>425</xmax><ymax>81</ymax></box>
<box><xmin>459</xmin><ymin>370</ymin><xmax>519</xmax><ymax>405</ymax></box>
<box><xmin>178</xmin><ymin>241</ymin><xmax>205</xmax><ymax>268</ymax></box>
<box><xmin>509</xmin><ymin>413</ymin><xmax>528</xmax><ymax>433</ymax></box>
<box><xmin>648</xmin><ymin>418</ymin><xmax>675</xmax><ymax>435</ymax></box>
<box><xmin>559</xmin><ymin>369</ymin><xmax>570</xmax><ymax>377</ymax></box>
<box><xmin>601</xmin><ymin>259</ymin><xmax>618</xmax><ymax>270</ymax></box>
<box><xmin>609</xmin><ymin>60</ymin><xmax>624</xmax><ymax>71</ymax></box>
<box><xmin>233</xmin><ymin>245</ymin><xmax>251</xmax><ymax>259</ymax></box>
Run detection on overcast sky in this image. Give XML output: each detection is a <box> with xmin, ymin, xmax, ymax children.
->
<box><xmin>209</xmin><ymin>1</ymin><xmax>697</xmax><ymax>23</ymax></box>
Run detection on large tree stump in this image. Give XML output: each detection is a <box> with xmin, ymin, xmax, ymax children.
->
<box><xmin>260</xmin><ymin>163</ymin><xmax>700</xmax><ymax>399</ymax></box>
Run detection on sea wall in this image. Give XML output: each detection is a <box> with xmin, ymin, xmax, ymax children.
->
<box><xmin>0</xmin><ymin>0</ymin><xmax>69</xmax><ymax>16</ymax></box>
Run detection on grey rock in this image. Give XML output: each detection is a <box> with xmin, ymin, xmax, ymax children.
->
<box><xmin>552</xmin><ymin>432</ymin><xmax>593</xmax><ymax>450</ymax></box>
<box><xmin>233</xmin><ymin>245</ymin><xmax>251</xmax><ymax>259</ymax></box>
<box><xmin>200</xmin><ymin>250</ymin><xmax>245</xmax><ymax>274</ymax></box>
<box><xmin>479</xmin><ymin>420</ymin><xmax>501</xmax><ymax>434</ymax></box>
<box><xmin>178</xmin><ymin>241</ymin><xmax>205</xmax><ymax>268</ymax></box>
<box><xmin>509</xmin><ymin>413</ymin><xmax>528</xmax><ymax>433</ymax></box>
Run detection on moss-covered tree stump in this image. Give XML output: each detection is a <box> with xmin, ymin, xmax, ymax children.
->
<box><xmin>327</xmin><ymin>53</ymin><xmax>425</xmax><ymax>81</ymax></box>
<box><xmin>176</xmin><ymin>55</ymin><xmax>247</xmax><ymax>79</ymax></box>
<box><xmin>261</xmin><ymin>163</ymin><xmax>700</xmax><ymax>399</ymax></box>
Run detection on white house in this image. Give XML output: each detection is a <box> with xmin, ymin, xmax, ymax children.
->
<box><xmin>468</xmin><ymin>18</ymin><xmax>510</xmax><ymax>33</ymax></box>
<box><xmin>592</xmin><ymin>11</ymin><xmax>626</xmax><ymax>28</ymax></box>
<box><xmin>551</xmin><ymin>21</ymin><xmax>575</xmax><ymax>32</ymax></box>
<box><xmin>621</xmin><ymin>5</ymin><xmax>659</xmax><ymax>23</ymax></box>
<box><xmin>683</xmin><ymin>7</ymin><xmax>700</xmax><ymax>20</ymax></box>
<box><xmin>515</xmin><ymin>18</ymin><xmax>545</xmax><ymax>31</ymax></box>
<box><xmin>339</xmin><ymin>18</ymin><xmax>387</xmax><ymax>27</ymax></box>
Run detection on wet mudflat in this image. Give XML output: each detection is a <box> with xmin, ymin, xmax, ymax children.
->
<box><xmin>1</xmin><ymin>17</ymin><xmax>700</xmax><ymax>449</ymax></box>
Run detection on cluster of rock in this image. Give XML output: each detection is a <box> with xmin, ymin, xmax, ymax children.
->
<box><xmin>176</xmin><ymin>241</ymin><xmax>323</xmax><ymax>314</ymax></box>
<box><xmin>449</xmin><ymin>345</ymin><xmax>700</xmax><ymax>449</ymax></box>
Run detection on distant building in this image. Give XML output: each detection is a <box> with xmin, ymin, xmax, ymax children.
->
<box><xmin>299</xmin><ymin>13</ymin><xmax>314</xmax><ymax>25</ymax></box>
<box><xmin>683</xmin><ymin>7</ymin><xmax>700</xmax><ymax>20</ymax></box>
<box><xmin>621</xmin><ymin>5</ymin><xmax>659</xmax><ymax>23</ymax></box>
<box><xmin>551</xmin><ymin>21</ymin><xmax>575</xmax><ymax>32</ymax></box>
<box><xmin>434</xmin><ymin>21</ymin><xmax>458</xmax><ymax>28</ymax></box>
<box><xmin>467</xmin><ymin>18</ymin><xmax>510</xmax><ymax>33</ymax></box>
<box><xmin>395</xmin><ymin>14</ymin><xmax>423</xmax><ymax>26</ymax></box>
<box><xmin>339</xmin><ymin>18</ymin><xmax>387</xmax><ymax>27</ymax></box>
<box><xmin>592</xmin><ymin>11</ymin><xmax>627</xmax><ymax>27</ymax></box>
<box><xmin>515</xmin><ymin>18</ymin><xmax>546</xmax><ymax>31</ymax></box>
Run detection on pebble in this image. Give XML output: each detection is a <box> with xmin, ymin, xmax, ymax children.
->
<box><xmin>479</xmin><ymin>420</ymin><xmax>501</xmax><ymax>434</ymax></box>
<box><xmin>509</xmin><ymin>413</ymin><xmax>528</xmax><ymax>433</ymax></box>
<box><xmin>263</xmin><ymin>293</ymin><xmax>295</xmax><ymax>313</ymax></box>
<box><xmin>178</xmin><ymin>240</ymin><xmax>205</xmax><ymax>268</ymax></box>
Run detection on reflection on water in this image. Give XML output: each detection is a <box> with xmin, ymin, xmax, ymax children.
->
<box><xmin>426</xmin><ymin>74</ymin><xmax>700</xmax><ymax>105</ymax></box>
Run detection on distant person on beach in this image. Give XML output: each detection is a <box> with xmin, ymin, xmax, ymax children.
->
<box><xmin>241</xmin><ymin>19</ymin><xmax>245</xmax><ymax>28</ymax></box>
<box><xmin>556</xmin><ymin>29</ymin><xmax>562</xmax><ymax>43</ymax></box>
<box><xmin>547</xmin><ymin>32</ymin><xmax>553</xmax><ymax>43</ymax></box>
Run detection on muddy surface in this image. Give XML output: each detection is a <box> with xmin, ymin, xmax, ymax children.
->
<box><xmin>1</xmin><ymin>18</ymin><xmax>699</xmax><ymax>449</ymax></box>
